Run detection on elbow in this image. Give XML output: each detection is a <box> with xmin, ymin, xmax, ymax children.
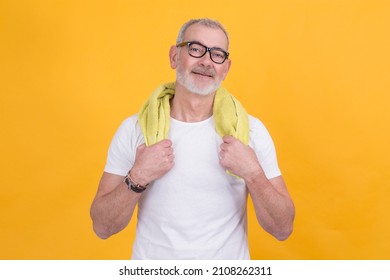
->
<box><xmin>274</xmin><ymin>204</ymin><xmax>295</xmax><ymax>241</ymax></box>
<box><xmin>263</xmin><ymin>218</ymin><xmax>294</xmax><ymax>241</ymax></box>
<box><xmin>91</xmin><ymin>213</ymin><xmax>125</xmax><ymax>240</ymax></box>
<box><xmin>262</xmin><ymin>223</ymin><xmax>294</xmax><ymax>241</ymax></box>
<box><xmin>90</xmin><ymin>204</ymin><xmax>113</xmax><ymax>240</ymax></box>
<box><xmin>272</xmin><ymin>212</ymin><xmax>295</xmax><ymax>241</ymax></box>
<box><xmin>273</xmin><ymin>216</ymin><xmax>294</xmax><ymax>241</ymax></box>
<box><xmin>90</xmin><ymin>211</ymin><xmax>113</xmax><ymax>240</ymax></box>
<box><xmin>92</xmin><ymin>223</ymin><xmax>112</xmax><ymax>240</ymax></box>
<box><xmin>274</xmin><ymin>225</ymin><xmax>293</xmax><ymax>241</ymax></box>
<box><xmin>90</xmin><ymin>209</ymin><xmax>128</xmax><ymax>240</ymax></box>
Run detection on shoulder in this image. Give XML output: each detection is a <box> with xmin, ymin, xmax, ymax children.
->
<box><xmin>247</xmin><ymin>114</ymin><xmax>281</xmax><ymax>178</ymax></box>
<box><xmin>247</xmin><ymin>114</ymin><xmax>276</xmax><ymax>150</ymax></box>
<box><xmin>109</xmin><ymin>114</ymin><xmax>144</xmax><ymax>150</ymax></box>
<box><xmin>248</xmin><ymin>114</ymin><xmax>270</xmax><ymax>136</ymax></box>
<box><xmin>104</xmin><ymin>114</ymin><xmax>144</xmax><ymax>175</ymax></box>
<box><xmin>113</xmin><ymin>114</ymin><xmax>142</xmax><ymax>137</ymax></box>
<box><xmin>118</xmin><ymin>114</ymin><xmax>140</xmax><ymax>129</ymax></box>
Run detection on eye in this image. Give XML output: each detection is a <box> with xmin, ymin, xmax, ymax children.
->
<box><xmin>212</xmin><ymin>52</ymin><xmax>224</xmax><ymax>59</ymax></box>
<box><xmin>189</xmin><ymin>45</ymin><xmax>204</xmax><ymax>54</ymax></box>
<box><xmin>190</xmin><ymin>46</ymin><xmax>201</xmax><ymax>53</ymax></box>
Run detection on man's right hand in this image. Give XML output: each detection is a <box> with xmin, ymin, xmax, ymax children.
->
<box><xmin>129</xmin><ymin>139</ymin><xmax>174</xmax><ymax>187</ymax></box>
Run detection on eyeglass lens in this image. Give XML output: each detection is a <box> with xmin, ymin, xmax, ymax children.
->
<box><xmin>187</xmin><ymin>42</ymin><xmax>227</xmax><ymax>64</ymax></box>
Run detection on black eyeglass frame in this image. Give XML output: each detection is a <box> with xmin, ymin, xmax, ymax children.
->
<box><xmin>176</xmin><ymin>41</ymin><xmax>230</xmax><ymax>64</ymax></box>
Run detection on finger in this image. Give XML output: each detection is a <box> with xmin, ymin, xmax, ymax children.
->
<box><xmin>219</xmin><ymin>153</ymin><xmax>228</xmax><ymax>168</ymax></box>
<box><xmin>168</xmin><ymin>147</ymin><xmax>174</xmax><ymax>155</ymax></box>
<box><xmin>167</xmin><ymin>153</ymin><xmax>175</xmax><ymax>162</ymax></box>
<box><xmin>162</xmin><ymin>147</ymin><xmax>174</xmax><ymax>156</ymax></box>
<box><xmin>222</xmin><ymin>135</ymin><xmax>236</xmax><ymax>143</ymax></box>
<box><xmin>158</xmin><ymin>139</ymin><xmax>173</xmax><ymax>147</ymax></box>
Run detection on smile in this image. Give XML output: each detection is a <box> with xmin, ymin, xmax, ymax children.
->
<box><xmin>192</xmin><ymin>71</ymin><xmax>214</xmax><ymax>78</ymax></box>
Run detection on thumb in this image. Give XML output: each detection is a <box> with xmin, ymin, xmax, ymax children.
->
<box><xmin>222</xmin><ymin>135</ymin><xmax>236</xmax><ymax>143</ymax></box>
<box><xmin>158</xmin><ymin>139</ymin><xmax>173</xmax><ymax>147</ymax></box>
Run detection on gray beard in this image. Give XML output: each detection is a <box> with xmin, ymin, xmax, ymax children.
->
<box><xmin>176</xmin><ymin>66</ymin><xmax>221</xmax><ymax>96</ymax></box>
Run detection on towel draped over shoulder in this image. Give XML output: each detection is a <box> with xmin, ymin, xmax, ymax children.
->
<box><xmin>139</xmin><ymin>82</ymin><xmax>249</xmax><ymax>145</ymax></box>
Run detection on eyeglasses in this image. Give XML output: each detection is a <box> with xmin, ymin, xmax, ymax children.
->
<box><xmin>176</xmin><ymin>41</ymin><xmax>229</xmax><ymax>64</ymax></box>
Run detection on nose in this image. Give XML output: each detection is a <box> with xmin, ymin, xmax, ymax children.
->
<box><xmin>198</xmin><ymin>50</ymin><xmax>214</xmax><ymax>66</ymax></box>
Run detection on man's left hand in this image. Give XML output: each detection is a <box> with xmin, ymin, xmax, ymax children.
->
<box><xmin>219</xmin><ymin>135</ymin><xmax>262</xmax><ymax>179</ymax></box>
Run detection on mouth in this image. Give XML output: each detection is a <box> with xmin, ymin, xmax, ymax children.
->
<box><xmin>192</xmin><ymin>71</ymin><xmax>214</xmax><ymax>78</ymax></box>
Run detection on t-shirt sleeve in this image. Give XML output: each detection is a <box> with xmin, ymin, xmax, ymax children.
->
<box><xmin>104</xmin><ymin>117</ymin><xmax>139</xmax><ymax>176</ymax></box>
<box><xmin>249</xmin><ymin>116</ymin><xmax>282</xmax><ymax>179</ymax></box>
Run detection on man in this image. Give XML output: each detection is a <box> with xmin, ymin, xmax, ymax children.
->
<box><xmin>90</xmin><ymin>18</ymin><xmax>295</xmax><ymax>259</ymax></box>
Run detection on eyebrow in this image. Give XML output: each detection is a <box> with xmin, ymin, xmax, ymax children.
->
<box><xmin>188</xmin><ymin>40</ymin><xmax>228</xmax><ymax>52</ymax></box>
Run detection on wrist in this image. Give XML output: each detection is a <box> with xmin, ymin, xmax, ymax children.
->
<box><xmin>123</xmin><ymin>175</ymin><xmax>145</xmax><ymax>193</ymax></box>
<box><xmin>243</xmin><ymin>165</ymin><xmax>266</xmax><ymax>185</ymax></box>
<box><xmin>123</xmin><ymin>170</ymin><xmax>149</xmax><ymax>193</ymax></box>
<box><xmin>129</xmin><ymin>167</ymin><xmax>149</xmax><ymax>187</ymax></box>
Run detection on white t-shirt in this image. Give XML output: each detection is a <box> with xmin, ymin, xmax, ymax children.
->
<box><xmin>104</xmin><ymin>114</ymin><xmax>281</xmax><ymax>259</ymax></box>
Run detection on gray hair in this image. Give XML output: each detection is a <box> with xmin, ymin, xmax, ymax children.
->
<box><xmin>176</xmin><ymin>18</ymin><xmax>230</xmax><ymax>50</ymax></box>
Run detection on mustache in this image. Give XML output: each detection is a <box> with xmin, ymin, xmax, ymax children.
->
<box><xmin>191</xmin><ymin>66</ymin><xmax>215</xmax><ymax>77</ymax></box>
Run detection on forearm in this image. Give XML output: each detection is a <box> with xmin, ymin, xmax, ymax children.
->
<box><xmin>245</xmin><ymin>170</ymin><xmax>295</xmax><ymax>240</ymax></box>
<box><xmin>90</xmin><ymin>181</ymin><xmax>141</xmax><ymax>239</ymax></box>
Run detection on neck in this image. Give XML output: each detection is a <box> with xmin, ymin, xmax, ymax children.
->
<box><xmin>170</xmin><ymin>84</ymin><xmax>215</xmax><ymax>122</ymax></box>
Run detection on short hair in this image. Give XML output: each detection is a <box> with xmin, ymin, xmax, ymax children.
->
<box><xmin>176</xmin><ymin>18</ymin><xmax>230</xmax><ymax>50</ymax></box>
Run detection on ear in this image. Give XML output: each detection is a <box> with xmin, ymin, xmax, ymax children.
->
<box><xmin>222</xmin><ymin>59</ymin><xmax>231</xmax><ymax>80</ymax></box>
<box><xmin>169</xmin><ymin>45</ymin><xmax>178</xmax><ymax>69</ymax></box>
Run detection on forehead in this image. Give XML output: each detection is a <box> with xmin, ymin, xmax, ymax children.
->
<box><xmin>183</xmin><ymin>23</ymin><xmax>228</xmax><ymax>50</ymax></box>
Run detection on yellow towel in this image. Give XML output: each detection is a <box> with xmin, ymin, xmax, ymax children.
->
<box><xmin>139</xmin><ymin>82</ymin><xmax>249</xmax><ymax>147</ymax></box>
<box><xmin>139</xmin><ymin>83</ymin><xmax>176</xmax><ymax>146</ymax></box>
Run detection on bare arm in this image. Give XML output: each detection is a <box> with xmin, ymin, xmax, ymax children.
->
<box><xmin>90</xmin><ymin>139</ymin><xmax>174</xmax><ymax>239</ymax></box>
<box><xmin>245</xmin><ymin>173</ymin><xmax>294</xmax><ymax>240</ymax></box>
<box><xmin>90</xmin><ymin>172</ymin><xmax>142</xmax><ymax>239</ymax></box>
<box><xmin>219</xmin><ymin>136</ymin><xmax>295</xmax><ymax>240</ymax></box>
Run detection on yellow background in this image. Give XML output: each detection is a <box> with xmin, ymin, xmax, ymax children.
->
<box><xmin>1</xmin><ymin>0</ymin><xmax>389</xmax><ymax>259</ymax></box>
